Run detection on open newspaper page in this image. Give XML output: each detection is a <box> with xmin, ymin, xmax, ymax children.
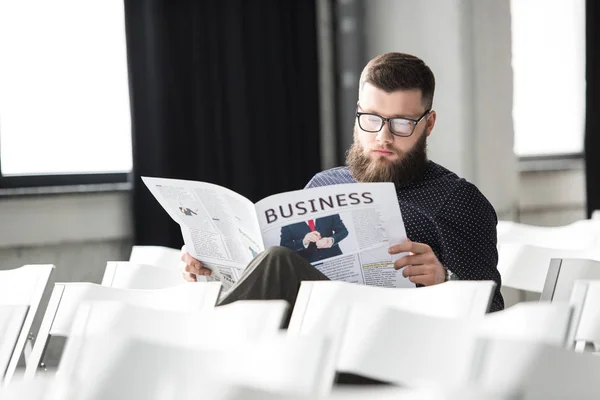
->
<box><xmin>255</xmin><ymin>182</ymin><xmax>415</xmax><ymax>288</ymax></box>
<box><xmin>142</xmin><ymin>177</ymin><xmax>264</xmax><ymax>290</ymax></box>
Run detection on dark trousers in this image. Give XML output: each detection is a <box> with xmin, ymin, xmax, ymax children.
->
<box><xmin>217</xmin><ymin>246</ymin><xmax>328</xmax><ymax>319</ymax></box>
<box><xmin>217</xmin><ymin>246</ymin><xmax>387</xmax><ymax>386</ymax></box>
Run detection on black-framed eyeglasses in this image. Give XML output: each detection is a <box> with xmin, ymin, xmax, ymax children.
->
<box><xmin>355</xmin><ymin>105</ymin><xmax>431</xmax><ymax>137</ymax></box>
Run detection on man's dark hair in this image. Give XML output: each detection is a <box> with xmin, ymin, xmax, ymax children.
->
<box><xmin>359</xmin><ymin>52</ymin><xmax>435</xmax><ymax>109</ymax></box>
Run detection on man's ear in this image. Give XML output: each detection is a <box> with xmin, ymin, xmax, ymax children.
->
<box><xmin>425</xmin><ymin>110</ymin><xmax>436</xmax><ymax>137</ymax></box>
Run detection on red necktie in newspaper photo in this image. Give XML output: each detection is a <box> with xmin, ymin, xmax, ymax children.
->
<box><xmin>307</xmin><ymin>219</ymin><xmax>316</xmax><ymax>231</ymax></box>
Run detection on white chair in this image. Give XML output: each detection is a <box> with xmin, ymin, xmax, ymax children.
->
<box><xmin>540</xmin><ymin>258</ymin><xmax>600</xmax><ymax>301</ymax></box>
<box><xmin>497</xmin><ymin>219</ymin><xmax>600</xmax><ymax>250</ymax></box>
<box><xmin>335</xmin><ymin>302</ymin><xmax>572</xmax><ymax>387</ymax></box>
<box><xmin>566</xmin><ymin>280</ymin><xmax>600</xmax><ymax>351</ymax></box>
<box><xmin>470</xmin><ymin>338</ymin><xmax>600</xmax><ymax>399</ymax></box>
<box><xmin>57</xmin><ymin>333</ymin><xmax>332</xmax><ymax>399</ymax></box>
<box><xmin>24</xmin><ymin>282</ymin><xmax>221</xmax><ymax>379</ymax></box>
<box><xmin>129</xmin><ymin>245</ymin><xmax>181</xmax><ymax>269</ymax></box>
<box><xmin>0</xmin><ymin>305</ymin><xmax>29</xmax><ymax>384</ymax></box>
<box><xmin>288</xmin><ymin>280</ymin><xmax>495</xmax><ymax>391</ymax></box>
<box><xmin>0</xmin><ymin>265</ymin><xmax>54</xmax><ymax>384</ymax></box>
<box><xmin>101</xmin><ymin>261</ymin><xmax>185</xmax><ymax>289</ymax></box>
<box><xmin>497</xmin><ymin>243</ymin><xmax>600</xmax><ymax>293</ymax></box>
<box><xmin>289</xmin><ymin>280</ymin><xmax>496</xmax><ymax>334</ymax></box>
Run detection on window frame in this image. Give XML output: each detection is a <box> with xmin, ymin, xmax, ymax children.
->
<box><xmin>518</xmin><ymin>152</ymin><xmax>584</xmax><ymax>173</ymax></box>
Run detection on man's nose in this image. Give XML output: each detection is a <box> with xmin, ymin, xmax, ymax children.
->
<box><xmin>375</xmin><ymin>122</ymin><xmax>394</xmax><ymax>145</ymax></box>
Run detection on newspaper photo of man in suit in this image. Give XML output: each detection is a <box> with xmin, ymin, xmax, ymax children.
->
<box><xmin>280</xmin><ymin>214</ymin><xmax>349</xmax><ymax>263</ymax></box>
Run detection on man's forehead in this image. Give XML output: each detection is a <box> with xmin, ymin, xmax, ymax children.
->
<box><xmin>359</xmin><ymin>83</ymin><xmax>424</xmax><ymax>117</ymax></box>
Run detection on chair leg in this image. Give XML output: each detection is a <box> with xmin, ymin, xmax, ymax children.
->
<box><xmin>24</xmin><ymin>285</ymin><xmax>64</xmax><ymax>380</ymax></box>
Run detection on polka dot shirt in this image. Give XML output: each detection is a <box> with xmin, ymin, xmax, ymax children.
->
<box><xmin>305</xmin><ymin>161</ymin><xmax>504</xmax><ymax>312</ymax></box>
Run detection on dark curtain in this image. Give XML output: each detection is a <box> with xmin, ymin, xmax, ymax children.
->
<box><xmin>585</xmin><ymin>0</ymin><xmax>600</xmax><ymax>217</ymax></box>
<box><xmin>124</xmin><ymin>1</ymin><xmax>323</xmax><ymax>248</ymax></box>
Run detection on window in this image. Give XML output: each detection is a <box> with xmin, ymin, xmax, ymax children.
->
<box><xmin>0</xmin><ymin>0</ymin><xmax>132</xmax><ymax>186</ymax></box>
<box><xmin>510</xmin><ymin>0</ymin><xmax>585</xmax><ymax>157</ymax></box>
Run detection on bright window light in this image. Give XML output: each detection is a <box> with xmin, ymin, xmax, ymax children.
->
<box><xmin>0</xmin><ymin>0</ymin><xmax>132</xmax><ymax>176</ymax></box>
<box><xmin>510</xmin><ymin>0</ymin><xmax>585</xmax><ymax>156</ymax></box>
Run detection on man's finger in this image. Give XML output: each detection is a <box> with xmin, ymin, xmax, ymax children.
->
<box><xmin>182</xmin><ymin>271</ymin><xmax>197</xmax><ymax>282</ymax></box>
<box><xmin>409</xmin><ymin>274</ymin><xmax>435</xmax><ymax>286</ymax></box>
<box><xmin>184</xmin><ymin>263</ymin><xmax>200</xmax><ymax>275</ymax></box>
<box><xmin>180</xmin><ymin>245</ymin><xmax>187</xmax><ymax>261</ymax></box>
<box><xmin>308</xmin><ymin>232</ymin><xmax>320</xmax><ymax>242</ymax></box>
<box><xmin>402</xmin><ymin>264</ymin><xmax>432</xmax><ymax>278</ymax></box>
<box><xmin>185</xmin><ymin>264</ymin><xmax>212</xmax><ymax>276</ymax></box>
<box><xmin>183</xmin><ymin>252</ymin><xmax>203</xmax><ymax>269</ymax></box>
<box><xmin>394</xmin><ymin>253</ymin><xmax>434</xmax><ymax>270</ymax></box>
<box><xmin>388</xmin><ymin>240</ymin><xmax>431</xmax><ymax>255</ymax></box>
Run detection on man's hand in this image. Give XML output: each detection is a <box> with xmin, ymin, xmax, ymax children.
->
<box><xmin>388</xmin><ymin>240</ymin><xmax>445</xmax><ymax>286</ymax></box>
<box><xmin>316</xmin><ymin>237</ymin><xmax>334</xmax><ymax>249</ymax></box>
<box><xmin>303</xmin><ymin>231</ymin><xmax>321</xmax><ymax>247</ymax></box>
<box><xmin>179</xmin><ymin>245</ymin><xmax>212</xmax><ymax>282</ymax></box>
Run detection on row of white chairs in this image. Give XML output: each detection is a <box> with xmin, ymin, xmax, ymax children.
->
<box><xmin>497</xmin><ymin>219</ymin><xmax>600</xmax><ymax>293</ymax></box>
<box><xmin>4</xmin><ymin>242</ymin><xmax>600</xmax><ymax>398</ymax></box>
<box><xmin>4</xmin><ymin>280</ymin><xmax>600</xmax><ymax>399</ymax></box>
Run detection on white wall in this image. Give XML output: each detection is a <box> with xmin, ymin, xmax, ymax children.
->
<box><xmin>519</xmin><ymin>168</ymin><xmax>586</xmax><ymax>226</ymax></box>
<box><xmin>364</xmin><ymin>0</ymin><xmax>518</xmax><ymax>218</ymax></box>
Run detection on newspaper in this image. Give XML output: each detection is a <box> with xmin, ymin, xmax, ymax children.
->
<box><xmin>142</xmin><ymin>177</ymin><xmax>414</xmax><ymax>291</ymax></box>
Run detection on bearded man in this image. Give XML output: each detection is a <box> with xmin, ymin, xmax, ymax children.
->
<box><xmin>181</xmin><ymin>52</ymin><xmax>504</xmax><ymax>315</ymax></box>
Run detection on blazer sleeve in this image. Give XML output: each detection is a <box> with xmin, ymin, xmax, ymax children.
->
<box><xmin>329</xmin><ymin>214</ymin><xmax>349</xmax><ymax>245</ymax></box>
<box><xmin>280</xmin><ymin>225</ymin><xmax>307</xmax><ymax>252</ymax></box>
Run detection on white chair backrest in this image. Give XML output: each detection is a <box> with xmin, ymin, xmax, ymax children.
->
<box><xmin>336</xmin><ymin>302</ymin><xmax>572</xmax><ymax>387</ymax></box>
<box><xmin>0</xmin><ymin>305</ymin><xmax>28</xmax><ymax>383</ymax></box>
<box><xmin>337</xmin><ymin>305</ymin><xmax>476</xmax><ymax>387</ymax></box>
<box><xmin>62</xmin><ymin>333</ymin><xmax>332</xmax><ymax>399</ymax></box>
<box><xmin>567</xmin><ymin>280</ymin><xmax>600</xmax><ymax>351</ymax></box>
<box><xmin>497</xmin><ymin>219</ymin><xmax>600</xmax><ymax>250</ymax></box>
<box><xmin>498</xmin><ymin>243</ymin><xmax>600</xmax><ymax>293</ymax></box>
<box><xmin>0</xmin><ymin>265</ymin><xmax>54</xmax><ymax>384</ymax></box>
<box><xmin>476</xmin><ymin>302</ymin><xmax>572</xmax><ymax>347</ymax></box>
<box><xmin>69</xmin><ymin>300</ymin><xmax>288</xmax><ymax>342</ymax></box>
<box><xmin>24</xmin><ymin>282</ymin><xmax>221</xmax><ymax>380</ymax></box>
<box><xmin>541</xmin><ymin>258</ymin><xmax>600</xmax><ymax>302</ymax></box>
<box><xmin>129</xmin><ymin>245</ymin><xmax>181</xmax><ymax>269</ymax></box>
<box><xmin>471</xmin><ymin>338</ymin><xmax>600</xmax><ymax>399</ymax></box>
<box><xmin>101</xmin><ymin>261</ymin><xmax>184</xmax><ymax>289</ymax></box>
<box><xmin>289</xmin><ymin>280</ymin><xmax>495</xmax><ymax>334</ymax></box>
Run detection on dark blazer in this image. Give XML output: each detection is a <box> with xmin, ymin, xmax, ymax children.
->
<box><xmin>280</xmin><ymin>214</ymin><xmax>349</xmax><ymax>263</ymax></box>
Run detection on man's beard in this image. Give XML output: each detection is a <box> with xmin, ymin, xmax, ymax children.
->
<box><xmin>346</xmin><ymin>128</ymin><xmax>429</xmax><ymax>187</ymax></box>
